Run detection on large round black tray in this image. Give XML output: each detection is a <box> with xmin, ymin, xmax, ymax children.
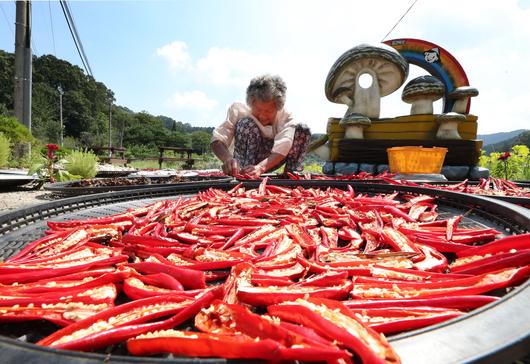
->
<box><xmin>0</xmin><ymin>174</ymin><xmax>36</xmax><ymax>189</ymax></box>
<box><xmin>0</xmin><ymin>181</ymin><xmax>529</xmax><ymax>364</ymax></box>
<box><xmin>43</xmin><ymin>176</ymin><xmax>234</xmax><ymax>196</ymax></box>
<box><xmin>95</xmin><ymin>170</ymin><xmax>136</xmax><ymax>178</ymax></box>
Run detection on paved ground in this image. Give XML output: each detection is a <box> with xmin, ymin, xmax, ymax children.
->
<box><xmin>0</xmin><ymin>186</ymin><xmax>59</xmax><ymax>212</ymax></box>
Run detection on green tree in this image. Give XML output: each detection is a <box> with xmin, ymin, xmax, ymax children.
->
<box><xmin>0</xmin><ymin>50</ymin><xmax>15</xmax><ymax>110</ymax></box>
<box><xmin>190</xmin><ymin>131</ymin><xmax>211</xmax><ymax>153</ymax></box>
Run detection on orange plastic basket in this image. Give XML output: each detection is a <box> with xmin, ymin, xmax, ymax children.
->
<box><xmin>387</xmin><ymin>146</ymin><xmax>448</xmax><ymax>174</ymax></box>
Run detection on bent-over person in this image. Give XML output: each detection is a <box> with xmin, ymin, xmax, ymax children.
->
<box><xmin>210</xmin><ymin>74</ymin><xmax>311</xmax><ymax>178</ymax></box>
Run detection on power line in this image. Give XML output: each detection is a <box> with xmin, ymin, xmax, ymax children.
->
<box><xmin>59</xmin><ymin>0</ymin><xmax>93</xmax><ymax>77</ymax></box>
<box><xmin>62</xmin><ymin>0</ymin><xmax>92</xmax><ymax>76</ymax></box>
<box><xmin>48</xmin><ymin>0</ymin><xmax>56</xmax><ymax>56</ymax></box>
<box><xmin>0</xmin><ymin>2</ymin><xmax>14</xmax><ymax>39</ymax></box>
<box><xmin>381</xmin><ymin>0</ymin><xmax>419</xmax><ymax>42</ymax></box>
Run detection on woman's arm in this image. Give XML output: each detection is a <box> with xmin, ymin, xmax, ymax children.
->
<box><xmin>211</xmin><ymin>140</ymin><xmax>239</xmax><ymax>176</ymax></box>
<box><xmin>242</xmin><ymin>152</ymin><xmax>285</xmax><ymax>178</ymax></box>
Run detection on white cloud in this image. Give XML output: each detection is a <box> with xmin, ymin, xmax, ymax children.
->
<box><xmin>156</xmin><ymin>41</ymin><xmax>192</xmax><ymax>72</ymax></box>
<box><xmin>156</xmin><ymin>0</ymin><xmax>530</xmax><ymax>134</ymax></box>
<box><xmin>165</xmin><ymin>91</ymin><xmax>218</xmax><ymax>111</ymax></box>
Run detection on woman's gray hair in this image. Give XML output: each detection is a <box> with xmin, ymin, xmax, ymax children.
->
<box><xmin>246</xmin><ymin>74</ymin><xmax>287</xmax><ymax>110</ymax></box>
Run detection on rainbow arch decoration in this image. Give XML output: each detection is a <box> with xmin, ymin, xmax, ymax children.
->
<box><xmin>383</xmin><ymin>38</ymin><xmax>470</xmax><ymax>113</ymax></box>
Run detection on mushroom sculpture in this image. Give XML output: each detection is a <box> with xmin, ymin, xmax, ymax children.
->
<box><xmin>436</xmin><ymin>112</ymin><xmax>467</xmax><ymax>139</ymax></box>
<box><xmin>402</xmin><ymin>75</ymin><xmax>445</xmax><ymax>115</ymax></box>
<box><xmin>340</xmin><ymin>113</ymin><xmax>371</xmax><ymax>139</ymax></box>
<box><xmin>448</xmin><ymin>86</ymin><xmax>479</xmax><ymax>114</ymax></box>
<box><xmin>325</xmin><ymin>44</ymin><xmax>409</xmax><ymax>119</ymax></box>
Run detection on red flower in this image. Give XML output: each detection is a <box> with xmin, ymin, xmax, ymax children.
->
<box><xmin>46</xmin><ymin>143</ymin><xmax>59</xmax><ymax>159</ymax></box>
<box><xmin>498</xmin><ymin>152</ymin><xmax>511</xmax><ymax>161</ymax></box>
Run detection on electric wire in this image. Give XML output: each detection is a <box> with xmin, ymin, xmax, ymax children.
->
<box><xmin>48</xmin><ymin>0</ymin><xmax>56</xmax><ymax>56</ymax></box>
<box><xmin>381</xmin><ymin>0</ymin><xmax>419</xmax><ymax>42</ymax></box>
<box><xmin>0</xmin><ymin>2</ymin><xmax>15</xmax><ymax>40</ymax></box>
<box><xmin>59</xmin><ymin>0</ymin><xmax>91</xmax><ymax>77</ymax></box>
<box><xmin>62</xmin><ymin>0</ymin><xmax>92</xmax><ymax>76</ymax></box>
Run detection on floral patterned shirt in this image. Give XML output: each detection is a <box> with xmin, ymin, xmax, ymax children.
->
<box><xmin>211</xmin><ymin>102</ymin><xmax>297</xmax><ymax>156</ymax></box>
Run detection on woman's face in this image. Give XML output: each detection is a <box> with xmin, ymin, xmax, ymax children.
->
<box><xmin>251</xmin><ymin>99</ymin><xmax>277</xmax><ymax>126</ymax></box>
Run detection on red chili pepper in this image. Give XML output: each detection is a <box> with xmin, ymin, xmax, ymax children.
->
<box><xmin>47</xmin><ymin>213</ymin><xmax>135</xmax><ymax>231</ymax></box>
<box><xmin>0</xmin><ymin>268</ymin><xmax>129</xmax><ymax>294</ymax></box>
<box><xmin>380</xmin><ymin>227</ymin><xmax>422</xmax><ymax>258</ymax></box>
<box><xmin>123</xmin><ymin>277</ymin><xmax>182</xmax><ymax>300</ymax></box>
<box><xmin>351</xmin><ymin>265</ymin><xmax>530</xmax><ymax>299</ymax></box>
<box><xmin>268</xmin><ymin>297</ymin><xmax>401</xmax><ymax>364</ymax></box>
<box><xmin>0</xmin><ymin>283</ymin><xmax>118</xmax><ymax>306</ymax></box>
<box><xmin>412</xmin><ymin>243</ymin><xmax>448</xmax><ymax>272</ymax></box>
<box><xmin>348</xmin><ymin>306</ymin><xmax>464</xmax><ymax>334</ymax></box>
<box><xmin>255</xmin><ymin>262</ymin><xmax>307</xmax><ymax>280</ymax></box>
<box><xmin>222</xmin><ymin>262</ymin><xmax>253</xmax><ymax>304</ymax></box>
<box><xmin>0</xmin><ymin>301</ymin><xmax>109</xmax><ymax>326</ymax></box>
<box><xmin>194</xmin><ymin>300</ymin><xmax>350</xmax><ymax>362</ymax></box>
<box><xmin>38</xmin><ymin>288</ymin><xmax>221</xmax><ymax>351</ymax></box>
<box><xmin>128</xmin><ymin>330</ymin><xmax>282</xmax><ymax>359</ymax></box>
<box><xmin>127</xmin><ymin>261</ymin><xmax>206</xmax><ymax>289</ymax></box>
<box><xmin>6</xmin><ymin>230</ymin><xmax>71</xmax><ymax>262</ymax></box>
<box><xmin>368</xmin><ymin>265</ymin><xmax>470</xmax><ymax>282</ymax></box>
<box><xmin>0</xmin><ymin>254</ymin><xmax>128</xmax><ymax>284</ymax></box>
<box><xmin>295</xmin><ymin>270</ymin><xmax>349</xmax><ymax>287</ymax></box>
<box><xmin>237</xmin><ymin>279</ymin><xmax>352</xmax><ymax>306</ymax></box>
<box><xmin>456</xmin><ymin>233</ymin><xmax>530</xmax><ymax>258</ymax></box>
<box><xmin>450</xmin><ymin>249</ymin><xmax>530</xmax><ymax>275</ymax></box>
<box><xmin>343</xmin><ymin>295</ymin><xmax>499</xmax><ymax>310</ymax></box>
<box><xmin>285</xmin><ymin>224</ymin><xmax>317</xmax><ymax>251</ymax></box>
<box><xmin>446</xmin><ymin>215</ymin><xmax>462</xmax><ymax>241</ymax></box>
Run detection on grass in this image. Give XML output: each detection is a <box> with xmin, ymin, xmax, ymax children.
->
<box><xmin>125</xmin><ymin>153</ymin><xmax>324</xmax><ymax>173</ymax></box>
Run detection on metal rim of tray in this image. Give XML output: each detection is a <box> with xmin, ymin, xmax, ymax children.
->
<box><xmin>0</xmin><ymin>180</ymin><xmax>529</xmax><ymax>364</ymax></box>
<box><xmin>42</xmin><ymin>176</ymin><xmax>234</xmax><ymax>196</ymax></box>
<box><xmin>0</xmin><ymin>174</ymin><xmax>36</xmax><ymax>188</ymax></box>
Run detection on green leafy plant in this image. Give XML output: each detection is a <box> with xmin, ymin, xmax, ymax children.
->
<box><xmin>0</xmin><ymin>132</ymin><xmax>10</xmax><ymax>167</ymax></box>
<box><xmin>29</xmin><ymin>144</ymin><xmax>80</xmax><ymax>184</ymax></box>
<box><xmin>479</xmin><ymin>145</ymin><xmax>530</xmax><ymax>180</ymax></box>
<box><xmin>64</xmin><ymin>150</ymin><xmax>98</xmax><ymax>179</ymax></box>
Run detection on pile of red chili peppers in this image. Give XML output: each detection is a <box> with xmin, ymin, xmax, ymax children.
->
<box><xmin>1</xmin><ymin>178</ymin><xmax>530</xmax><ymax>363</ymax></box>
<box><xmin>386</xmin><ymin>177</ymin><xmax>530</xmax><ymax>198</ymax></box>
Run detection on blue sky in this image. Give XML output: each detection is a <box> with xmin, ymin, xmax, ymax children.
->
<box><xmin>1</xmin><ymin>0</ymin><xmax>530</xmax><ymax>134</ymax></box>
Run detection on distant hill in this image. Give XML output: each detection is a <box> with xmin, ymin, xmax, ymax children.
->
<box><xmin>478</xmin><ymin>129</ymin><xmax>527</xmax><ymax>146</ymax></box>
<box><xmin>482</xmin><ymin>130</ymin><xmax>530</xmax><ymax>153</ymax></box>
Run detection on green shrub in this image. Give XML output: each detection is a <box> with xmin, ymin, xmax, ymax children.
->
<box><xmin>0</xmin><ymin>115</ymin><xmax>34</xmax><ymax>144</ymax></box>
<box><xmin>64</xmin><ymin>150</ymin><xmax>98</xmax><ymax>179</ymax></box>
<box><xmin>0</xmin><ymin>133</ymin><xmax>10</xmax><ymax>167</ymax></box>
<box><xmin>479</xmin><ymin>145</ymin><xmax>530</xmax><ymax>180</ymax></box>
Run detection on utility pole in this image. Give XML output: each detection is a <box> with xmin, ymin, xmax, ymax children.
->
<box><xmin>57</xmin><ymin>85</ymin><xmax>64</xmax><ymax>146</ymax></box>
<box><xmin>14</xmin><ymin>0</ymin><xmax>32</xmax><ymax>138</ymax></box>
<box><xmin>108</xmin><ymin>98</ymin><xmax>112</xmax><ymax>158</ymax></box>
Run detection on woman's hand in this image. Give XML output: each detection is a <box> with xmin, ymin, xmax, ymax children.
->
<box><xmin>241</xmin><ymin>164</ymin><xmax>267</xmax><ymax>179</ymax></box>
<box><xmin>222</xmin><ymin>158</ymin><xmax>240</xmax><ymax>176</ymax></box>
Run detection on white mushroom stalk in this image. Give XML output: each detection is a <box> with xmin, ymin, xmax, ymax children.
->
<box><xmin>436</xmin><ymin>112</ymin><xmax>467</xmax><ymax>140</ymax></box>
<box><xmin>448</xmin><ymin>86</ymin><xmax>479</xmax><ymax>114</ymax></box>
<box><xmin>340</xmin><ymin>113</ymin><xmax>371</xmax><ymax>139</ymax></box>
<box><xmin>325</xmin><ymin>44</ymin><xmax>409</xmax><ymax>119</ymax></box>
<box><xmin>402</xmin><ymin>76</ymin><xmax>445</xmax><ymax>115</ymax></box>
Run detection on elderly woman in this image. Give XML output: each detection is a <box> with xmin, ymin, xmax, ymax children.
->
<box><xmin>211</xmin><ymin>74</ymin><xmax>311</xmax><ymax>178</ymax></box>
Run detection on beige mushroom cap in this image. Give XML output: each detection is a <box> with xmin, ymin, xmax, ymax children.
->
<box><xmin>325</xmin><ymin>43</ymin><xmax>409</xmax><ymax>104</ymax></box>
<box><xmin>339</xmin><ymin>113</ymin><xmax>371</xmax><ymax>126</ymax></box>
<box><xmin>448</xmin><ymin>86</ymin><xmax>479</xmax><ymax>99</ymax></box>
<box><xmin>436</xmin><ymin>112</ymin><xmax>467</xmax><ymax>122</ymax></box>
<box><xmin>402</xmin><ymin>76</ymin><xmax>445</xmax><ymax>103</ymax></box>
